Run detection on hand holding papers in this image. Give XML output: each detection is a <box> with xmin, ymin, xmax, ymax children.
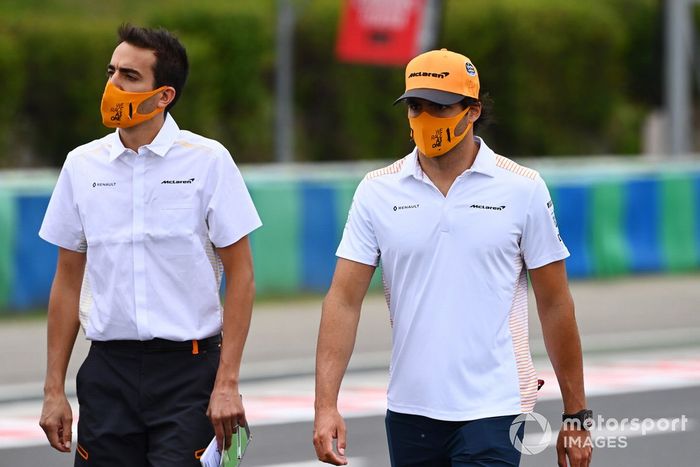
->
<box><xmin>200</xmin><ymin>437</ymin><xmax>221</xmax><ymax>467</ymax></box>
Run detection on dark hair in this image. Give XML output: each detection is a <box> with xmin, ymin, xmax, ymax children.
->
<box><xmin>117</xmin><ymin>23</ymin><xmax>189</xmax><ymax>113</ymax></box>
<box><xmin>462</xmin><ymin>93</ymin><xmax>494</xmax><ymax>132</ymax></box>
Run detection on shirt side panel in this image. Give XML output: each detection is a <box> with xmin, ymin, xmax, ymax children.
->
<box><xmin>508</xmin><ymin>264</ymin><xmax>538</xmax><ymax>413</ymax></box>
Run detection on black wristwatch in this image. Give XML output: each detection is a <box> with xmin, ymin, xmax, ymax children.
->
<box><xmin>562</xmin><ymin>409</ymin><xmax>594</xmax><ymax>430</ymax></box>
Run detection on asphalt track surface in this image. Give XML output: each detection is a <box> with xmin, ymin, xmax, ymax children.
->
<box><xmin>1</xmin><ymin>273</ymin><xmax>698</xmax><ymax>466</ymax></box>
<box><xmin>2</xmin><ymin>374</ymin><xmax>699</xmax><ymax>466</ymax></box>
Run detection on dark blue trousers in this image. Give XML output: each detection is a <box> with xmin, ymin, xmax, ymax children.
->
<box><xmin>385</xmin><ymin>410</ymin><xmax>524</xmax><ymax>467</ymax></box>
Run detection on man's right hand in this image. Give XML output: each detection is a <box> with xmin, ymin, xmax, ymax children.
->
<box><xmin>313</xmin><ymin>408</ymin><xmax>348</xmax><ymax>465</ymax></box>
<box><xmin>39</xmin><ymin>392</ymin><xmax>73</xmax><ymax>452</ymax></box>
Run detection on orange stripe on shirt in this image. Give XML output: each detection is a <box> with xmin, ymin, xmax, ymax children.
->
<box><xmin>508</xmin><ymin>266</ymin><xmax>539</xmax><ymax>413</ymax></box>
<box><xmin>495</xmin><ymin>155</ymin><xmax>538</xmax><ymax>180</ymax></box>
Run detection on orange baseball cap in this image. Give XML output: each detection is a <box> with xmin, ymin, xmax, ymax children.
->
<box><xmin>394</xmin><ymin>48</ymin><xmax>480</xmax><ymax>105</ymax></box>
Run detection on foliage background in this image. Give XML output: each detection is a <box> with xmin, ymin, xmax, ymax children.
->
<box><xmin>0</xmin><ymin>0</ymin><xmax>663</xmax><ymax>167</ymax></box>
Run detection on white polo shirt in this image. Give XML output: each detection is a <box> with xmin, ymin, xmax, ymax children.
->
<box><xmin>337</xmin><ymin>138</ymin><xmax>569</xmax><ymax>420</ymax></box>
<box><xmin>39</xmin><ymin>115</ymin><xmax>262</xmax><ymax>341</ymax></box>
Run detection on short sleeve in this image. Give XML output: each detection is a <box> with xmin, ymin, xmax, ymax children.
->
<box><xmin>336</xmin><ymin>179</ymin><xmax>380</xmax><ymax>266</ymax></box>
<box><xmin>521</xmin><ymin>176</ymin><xmax>570</xmax><ymax>269</ymax></box>
<box><xmin>206</xmin><ymin>150</ymin><xmax>262</xmax><ymax>248</ymax></box>
<box><xmin>39</xmin><ymin>160</ymin><xmax>87</xmax><ymax>252</ymax></box>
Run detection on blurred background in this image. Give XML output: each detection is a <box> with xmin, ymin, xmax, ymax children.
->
<box><xmin>1</xmin><ymin>0</ymin><xmax>699</xmax><ymax>305</ymax></box>
<box><xmin>0</xmin><ymin>0</ymin><xmax>675</xmax><ymax>167</ymax></box>
<box><xmin>0</xmin><ymin>1</ymin><xmax>699</xmax><ymax>466</ymax></box>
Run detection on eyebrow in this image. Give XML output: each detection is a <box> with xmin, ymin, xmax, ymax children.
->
<box><xmin>107</xmin><ymin>64</ymin><xmax>143</xmax><ymax>78</ymax></box>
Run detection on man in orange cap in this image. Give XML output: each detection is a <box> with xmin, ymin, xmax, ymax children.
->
<box><xmin>314</xmin><ymin>49</ymin><xmax>592</xmax><ymax>466</ymax></box>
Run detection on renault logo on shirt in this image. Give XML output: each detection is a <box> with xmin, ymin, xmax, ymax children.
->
<box><xmin>92</xmin><ymin>182</ymin><xmax>116</xmax><ymax>188</ymax></box>
<box><xmin>161</xmin><ymin>178</ymin><xmax>195</xmax><ymax>184</ymax></box>
<box><xmin>393</xmin><ymin>204</ymin><xmax>420</xmax><ymax>211</ymax></box>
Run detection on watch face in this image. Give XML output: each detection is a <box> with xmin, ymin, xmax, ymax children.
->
<box><xmin>583</xmin><ymin>417</ymin><xmax>594</xmax><ymax>430</ymax></box>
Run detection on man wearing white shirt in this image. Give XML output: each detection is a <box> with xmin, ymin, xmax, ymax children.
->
<box><xmin>38</xmin><ymin>24</ymin><xmax>261</xmax><ymax>466</ymax></box>
<box><xmin>314</xmin><ymin>49</ymin><xmax>592</xmax><ymax>466</ymax></box>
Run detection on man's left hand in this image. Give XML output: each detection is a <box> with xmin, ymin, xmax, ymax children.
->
<box><xmin>556</xmin><ymin>427</ymin><xmax>592</xmax><ymax>467</ymax></box>
<box><xmin>207</xmin><ymin>382</ymin><xmax>246</xmax><ymax>451</ymax></box>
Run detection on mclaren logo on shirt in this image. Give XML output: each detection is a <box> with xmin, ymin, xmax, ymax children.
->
<box><xmin>161</xmin><ymin>178</ymin><xmax>195</xmax><ymax>184</ymax></box>
<box><xmin>393</xmin><ymin>204</ymin><xmax>419</xmax><ymax>211</ymax></box>
<box><xmin>470</xmin><ymin>204</ymin><xmax>506</xmax><ymax>211</ymax></box>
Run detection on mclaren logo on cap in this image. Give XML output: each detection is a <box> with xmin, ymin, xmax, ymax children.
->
<box><xmin>408</xmin><ymin>71</ymin><xmax>450</xmax><ymax>79</ymax></box>
<box><xmin>466</xmin><ymin>62</ymin><xmax>477</xmax><ymax>76</ymax></box>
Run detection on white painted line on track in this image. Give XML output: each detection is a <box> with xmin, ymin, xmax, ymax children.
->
<box><xmin>2</xmin><ymin>350</ymin><xmax>698</xmax><ymax>450</ymax></box>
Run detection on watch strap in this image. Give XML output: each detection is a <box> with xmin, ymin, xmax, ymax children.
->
<box><xmin>562</xmin><ymin>409</ymin><xmax>594</xmax><ymax>430</ymax></box>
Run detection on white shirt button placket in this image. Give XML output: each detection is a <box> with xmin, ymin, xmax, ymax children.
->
<box><xmin>133</xmin><ymin>148</ymin><xmax>150</xmax><ymax>339</ymax></box>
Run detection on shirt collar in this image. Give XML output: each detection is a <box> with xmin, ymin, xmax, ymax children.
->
<box><xmin>399</xmin><ymin>137</ymin><xmax>498</xmax><ymax>181</ymax></box>
<box><xmin>108</xmin><ymin>114</ymin><xmax>180</xmax><ymax>162</ymax></box>
<box><xmin>469</xmin><ymin>137</ymin><xmax>498</xmax><ymax>178</ymax></box>
<box><xmin>398</xmin><ymin>148</ymin><xmax>421</xmax><ymax>180</ymax></box>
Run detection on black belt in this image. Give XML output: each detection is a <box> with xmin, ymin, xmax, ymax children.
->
<box><xmin>91</xmin><ymin>334</ymin><xmax>221</xmax><ymax>354</ymax></box>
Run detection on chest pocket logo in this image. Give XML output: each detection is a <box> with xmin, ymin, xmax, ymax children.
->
<box><xmin>161</xmin><ymin>177</ymin><xmax>195</xmax><ymax>185</ymax></box>
<box><xmin>393</xmin><ymin>203</ymin><xmax>420</xmax><ymax>211</ymax></box>
<box><xmin>470</xmin><ymin>204</ymin><xmax>506</xmax><ymax>211</ymax></box>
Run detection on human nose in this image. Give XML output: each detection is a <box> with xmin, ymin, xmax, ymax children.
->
<box><xmin>107</xmin><ymin>72</ymin><xmax>125</xmax><ymax>90</ymax></box>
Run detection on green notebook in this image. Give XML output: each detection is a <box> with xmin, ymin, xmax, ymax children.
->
<box><xmin>221</xmin><ymin>424</ymin><xmax>251</xmax><ymax>467</ymax></box>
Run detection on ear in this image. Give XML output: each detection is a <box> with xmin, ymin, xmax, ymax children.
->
<box><xmin>468</xmin><ymin>104</ymin><xmax>482</xmax><ymax>123</ymax></box>
<box><xmin>157</xmin><ymin>87</ymin><xmax>177</xmax><ymax>109</ymax></box>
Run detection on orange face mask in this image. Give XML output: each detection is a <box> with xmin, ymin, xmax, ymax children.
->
<box><xmin>100</xmin><ymin>81</ymin><xmax>168</xmax><ymax>128</ymax></box>
<box><xmin>409</xmin><ymin>107</ymin><xmax>472</xmax><ymax>158</ymax></box>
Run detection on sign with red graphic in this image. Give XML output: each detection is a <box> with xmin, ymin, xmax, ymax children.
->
<box><xmin>336</xmin><ymin>0</ymin><xmax>434</xmax><ymax>66</ymax></box>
